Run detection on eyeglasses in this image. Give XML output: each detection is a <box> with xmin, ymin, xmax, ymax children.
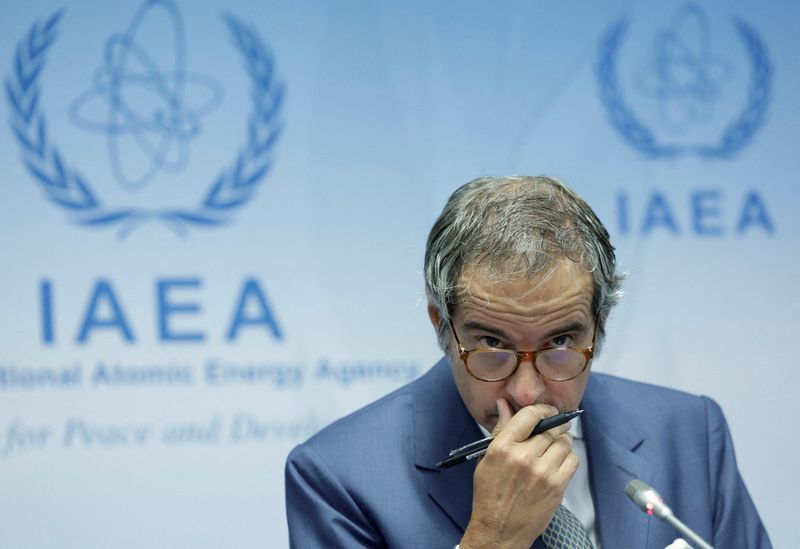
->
<box><xmin>448</xmin><ymin>318</ymin><xmax>595</xmax><ymax>382</ymax></box>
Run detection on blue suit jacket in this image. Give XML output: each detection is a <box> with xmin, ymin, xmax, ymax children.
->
<box><xmin>286</xmin><ymin>358</ymin><xmax>770</xmax><ymax>548</ymax></box>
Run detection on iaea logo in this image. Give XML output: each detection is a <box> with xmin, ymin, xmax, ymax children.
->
<box><xmin>5</xmin><ymin>0</ymin><xmax>283</xmax><ymax>237</ymax></box>
<box><xmin>596</xmin><ymin>3</ymin><xmax>771</xmax><ymax>159</ymax></box>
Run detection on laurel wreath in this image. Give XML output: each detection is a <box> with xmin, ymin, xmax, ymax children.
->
<box><xmin>695</xmin><ymin>19</ymin><xmax>772</xmax><ymax>158</ymax></box>
<box><xmin>5</xmin><ymin>10</ymin><xmax>282</xmax><ymax>237</ymax></box>
<box><xmin>596</xmin><ymin>17</ymin><xmax>771</xmax><ymax>159</ymax></box>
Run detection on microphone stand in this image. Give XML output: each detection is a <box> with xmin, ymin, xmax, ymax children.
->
<box><xmin>662</xmin><ymin>514</ymin><xmax>714</xmax><ymax>549</ymax></box>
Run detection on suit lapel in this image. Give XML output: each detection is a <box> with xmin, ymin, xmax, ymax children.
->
<box><xmin>582</xmin><ymin>374</ymin><xmax>654</xmax><ymax>549</ymax></box>
<box><xmin>413</xmin><ymin>357</ymin><xmax>482</xmax><ymax>532</ymax></box>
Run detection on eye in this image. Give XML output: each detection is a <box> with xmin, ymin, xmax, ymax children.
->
<box><xmin>478</xmin><ymin>335</ymin><xmax>503</xmax><ymax>349</ymax></box>
<box><xmin>550</xmin><ymin>334</ymin><xmax>574</xmax><ymax>348</ymax></box>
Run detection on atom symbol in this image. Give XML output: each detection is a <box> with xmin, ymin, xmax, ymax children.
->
<box><xmin>69</xmin><ymin>0</ymin><xmax>223</xmax><ymax>191</ymax></box>
<box><xmin>637</xmin><ymin>3</ymin><xmax>733</xmax><ymax>134</ymax></box>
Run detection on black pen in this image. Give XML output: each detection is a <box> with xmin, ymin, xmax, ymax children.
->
<box><xmin>436</xmin><ymin>409</ymin><xmax>584</xmax><ymax>469</ymax></box>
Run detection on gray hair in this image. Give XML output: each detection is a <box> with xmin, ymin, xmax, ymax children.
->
<box><xmin>424</xmin><ymin>175</ymin><xmax>625</xmax><ymax>353</ymax></box>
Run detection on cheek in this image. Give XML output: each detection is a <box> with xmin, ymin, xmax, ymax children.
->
<box><xmin>450</xmin><ymin>361</ymin><xmax>501</xmax><ymax>423</ymax></box>
<box><xmin>548</xmin><ymin>377</ymin><xmax>589</xmax><ymax>410</ymax></box>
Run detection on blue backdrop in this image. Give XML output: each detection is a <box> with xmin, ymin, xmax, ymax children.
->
<box><xmin>1</xmin><ymin>1</ymin><xmax>797</xmax><ymax>547</ymax></box>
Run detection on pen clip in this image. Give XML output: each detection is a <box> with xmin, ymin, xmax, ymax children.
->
<box><xmin>448</xmin><ymin>435</ymin><xmax>493</xmax><ymax>456</ymax></box>
<box><xmin>466</xmin><ymin>448</ymin><xmax>487</xmax><ymax>461</ymax></box>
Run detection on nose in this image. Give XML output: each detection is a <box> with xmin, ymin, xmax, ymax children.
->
<box><xmin>504</xmin><ymin>357</ymin><xmax>546</xmax><ymax>408</ymax></box>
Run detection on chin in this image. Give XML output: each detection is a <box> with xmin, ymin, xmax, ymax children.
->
<box><xmin>480</xmin><ymin>413</ymin><xmax>498</xmax><ymax>432</ymax></box>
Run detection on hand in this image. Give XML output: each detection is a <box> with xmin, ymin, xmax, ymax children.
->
<box><xmin>460</xmin><ymin>399</ymin><xmax>579</xmax><ymax>549</ymax></box>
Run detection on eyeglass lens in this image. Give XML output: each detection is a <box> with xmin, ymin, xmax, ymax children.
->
<box><xmin>467</xmin><ymin>348</ymin><xmax>586</xmax><ymax>381</ymax></box>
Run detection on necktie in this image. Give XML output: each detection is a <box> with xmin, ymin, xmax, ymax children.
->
<box><xmin>541</xmin><ymin>505</ymin><xmax>594</xmax><ymax>549</ymax></box>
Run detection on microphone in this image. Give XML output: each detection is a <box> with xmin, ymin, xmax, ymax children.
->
<box><xmin>625</xmin><ymin>479</ymin><xmax>715</xmax><ymax>549</ymax></box>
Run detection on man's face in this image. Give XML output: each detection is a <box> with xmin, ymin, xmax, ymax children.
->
<box><xmin>430</xmin><ymin>259</ymin><xmax>596</xmax><ymax>432</ymax></box>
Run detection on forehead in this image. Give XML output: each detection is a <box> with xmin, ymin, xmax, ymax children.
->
<box><xmin>453</xmin><ymin>259</ymin><xmax>594</xmax><ymax>324</ymax></box>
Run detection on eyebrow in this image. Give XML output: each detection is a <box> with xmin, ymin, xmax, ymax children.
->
<box><xmin>462</xmin><ymin>320</ymin><xmax>589</xmax><ymax>342</ymax></box>
<box><xmin>543</xmin><ymin>322</ymin><xmax>588</xmax><ymax>340</ymax></box>
<box><xmin>462</xmin><ymin>320</ymin><xmax>511</xmax><ymax>340</ymax></box>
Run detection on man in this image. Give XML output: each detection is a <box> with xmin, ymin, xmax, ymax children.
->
<box><xmin>285</xmin><ymin>176</ymin><xmax>770</xmax><ymax>548</ymax></box>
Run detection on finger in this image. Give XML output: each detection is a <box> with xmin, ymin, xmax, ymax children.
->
<box><xmin>491</xmin><ymin>398</ymin><xmax>514</xmax><ymax>436</ymax></box>
<box><xmin>535</xmin><ymin>437</ymin><xmax>579</xmax><ymax>486</ymax></box>
<box><xmin>494</xmin><ymin>403</ymin><xmax>558</xmax><ymax>443</ymax></box>
<box><xmin>524</xmin><ymin>419</ymin><xmax>572</xmax><ymax>455</ymax></box>
<box><xmin>536</xmin><ymin>432</ymin><xmax>573</xmax><ymax>461</ymax></box>
<box><xmin>554</xmin><ymin>449</ymin><xmax>580</xmax><ymax>480</ymax></box>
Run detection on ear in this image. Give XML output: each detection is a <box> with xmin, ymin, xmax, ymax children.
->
<box><xmin>427</xmin><ymin>302</ymin><xmax>442</xmax><ymax>331</ymax></box>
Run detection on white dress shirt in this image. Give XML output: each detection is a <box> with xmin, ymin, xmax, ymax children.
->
<box><xmin>562</xmin><ymin>416</ymin><xmax>600</xmax><ymax>548</ymax></box>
